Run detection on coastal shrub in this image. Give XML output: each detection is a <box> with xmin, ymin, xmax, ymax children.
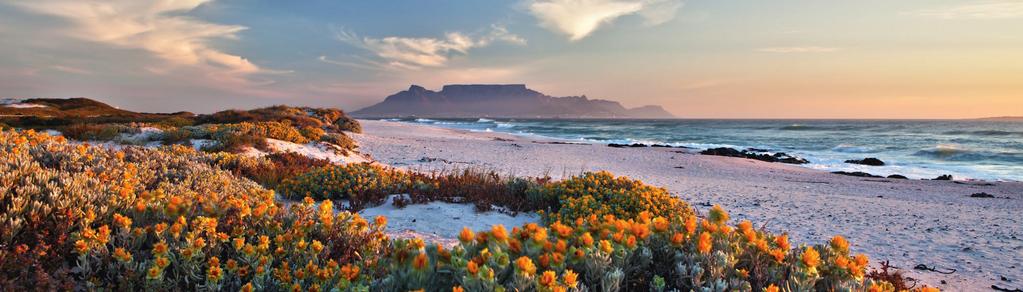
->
<box><xmin>361</xmin><ymin>206</ymin><xmax>898</xmax><ymax>291</ymax></box>
<box><xmin>158</xmin><ymin>127</ymin><xmax>193</xmax><ymax>145</ymax></box>
<box><xmin>59</xmin><ymin>123</ymin><xmax>128</xmax><ymax>141</ymax></box>
<box><xmin>209</xmin><ymin>152</ymin><xmax>332</xmax><ymax>189</ymax></box>
<box><xmin>0</xmin><ymin>128</ymin><xmax>926</xmax><ymax>291</ymax></box>
<box><xmin>300</xmin><ymin>125</ymin><xmax>326</xmax><ymax>142</ymax></box>
<box><xmin>277</xmin><ymin>163</ymin><xmax>410</xmax><ymax>209</ymax></box>
<box><xmin>404</xmin><ymin>169</ymin><xmax>552</xmax><ymax>214</ymax></box>
<box><xmin>320</xmin><ymin>132</ymin><xmax>358</xmax><ymax>154</ymax></box>
<box><xmin>537</xmin><ymin>171</ymin><xmax>692</xmax><ymax>223</ymax></box>
<box><xmin>0</xmin><ymin>129</ymin><xmax>389</xmax><ymax>290</ymax></box>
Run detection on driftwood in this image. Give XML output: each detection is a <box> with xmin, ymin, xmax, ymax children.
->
<box><xmin>913</xmin><ymin>264</ymin><xmax>956</xmax><ymax>274</ymax></box>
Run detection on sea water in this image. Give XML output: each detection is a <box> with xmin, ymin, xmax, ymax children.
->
<box><xmin>387</xmin><ymin>118</ymin><xmax>1023</xmax><ymax>181</ymax></box>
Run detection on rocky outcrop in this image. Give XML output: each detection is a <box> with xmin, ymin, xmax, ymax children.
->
<box><xmin>699</xmin><ymin>147</ymin><xmax>809</xmax><ymax>164</ymax></box>
<box><xmin>352</xmin><ymin>84</ymin><xmax>675</xmax><ymax>119</ymax></box>
<box><xmin>845</xmin><ymin>158</ymin><xmax>885</xmax><ymax>166</ymax></box>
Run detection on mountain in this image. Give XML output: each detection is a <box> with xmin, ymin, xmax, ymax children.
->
<box><xmin>972</xmin><ymin>116</ymin><xmax>1023</xmax><ymax>121</ymax></box>
<box><xmin>352</xmin><ymin>84</ymin><xmax>676</xmax><ymax>118</ymax></box>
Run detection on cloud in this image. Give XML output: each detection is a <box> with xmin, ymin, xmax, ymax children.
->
<box><xmin>527</xmin><ymin>0</ymin><xmax>684</xmax><ymax>41</ymax></box>
<box><xmin>335</xmin><ymin>25</ymin><xmax>525</xmax><ymax>70</ymax></box>
<box><xmin>756</xmin><ymin>47</ymin><xmax>841</xmax><ymax>53</ymax></box>
<box><xmin>911</xmin><ymin>1</ymin><xmax>1023</xmax><ymax>19</ymax></box>
<box><xmin>6</xmin><ymin>0</ymin><xmax>269</xmax><ymax>86</ymax></box>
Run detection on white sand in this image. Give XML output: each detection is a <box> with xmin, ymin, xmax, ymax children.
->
<box><xmin>359</xmin><ymin>195</ymin><xmax>539</xmax><ymax>247</ymax></box>
<box><xmin>351</xmin><ymin>119</ymin><xmax>1023</xmax><ymax>291</ymax></box>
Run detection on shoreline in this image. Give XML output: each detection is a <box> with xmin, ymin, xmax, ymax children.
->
<box><xmin>352</xmin><ymin>119</ymin><xmax>1023</xmax><ymax>291</ymax></box>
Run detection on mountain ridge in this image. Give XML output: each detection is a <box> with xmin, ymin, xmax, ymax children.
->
<box><xmin>352</xmin><ymin>84</ymin><xmax>675</xmax><ymax>119</ymax></box>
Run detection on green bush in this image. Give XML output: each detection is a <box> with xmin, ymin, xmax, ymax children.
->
<box><xmin>536</xmin><ymin>171</ymin><xmax>693</xmax><ymax>223</ymax></box>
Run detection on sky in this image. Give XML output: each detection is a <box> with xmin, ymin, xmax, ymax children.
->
<box><xmin>0</xmin><ymin>0</ymin><xmax>1021</xmax><ymax>118</ymax></box>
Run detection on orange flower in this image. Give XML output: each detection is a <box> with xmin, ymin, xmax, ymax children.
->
<box><xmin>697</xmin><ymin>232</ymin><xmax>712</xmax><ymax>254</ymax></box>
<box><xmin>241</xmin><ymin>283</ymin><xmax>254</xmax><ymax>292</ymax></box>
<box><xmin>466</xmin><ymin>260</ymin><xmax>479</xmax><ymax>275</ymax></box>
<box><xmin>802</xmin><ymin>247</ymin><xmax>821</xmax><ymax>269</ymax></box>
<box><xmin>652</xmin><ymin>217</ymin><xmax>669</xmax><ymax>233</ymax></box>
<box><xmin>765</xmin><ymin>284</ymin><xmax>780</xmax><ymax>292</ymax></box>
<box><xmin>581</xmin><ymin>232</ymin><xmax>594</xmax><ymax>246</ymax></box>
<box><xmin>539</xmin><ymin>270</ymin><xmax>557</xmax><ymax>287</ymax></box>
<box><xmin>775</xmin><ymin>234</ymin><xmax>790</xmax><ymax>251</ymax></box>
<box><xmin>919</xmin><ymin>286</ymin><xmax>940</xmax><ymax>292</ymax></box>
<box><xmin>146</xmin><ymin>266</ymin><xmax>162</xmax><ymax>280</ymax></box>
<box><xmin>563</xmin><ymin>269</ymin><xmax>578</xmax><ymax>288</ymax></box>
<box><xmin>412</xmin><ymin>252</ymin><xmax>429</xmax><ymax>270</ymax></box>
<box><xmin>375</xmin><ymin>215</ymin><xmax>387</xmax><ymax>226</ymax></box>
<box><xmin>207</xmin><ymin>266</ymin><xmax>224</xmax><ymax>283</ymax></box>
<box><xmin>452</xmin><ymin>286</ymin><xmax>464</xmax><ymax>292</ymax></box>
<box><xmin>685</xmin><ymin>215</ymin><xmax>697</xmax><ymax>234</ymax></box>
<box><xmin>152</xmin><ymin>242</ymin><xmax>168</xmax><ymax>256</ymax></box>
<box><xmin>112</xmin><ymin>247</ymin><xmax>131</xmax><ymax>262</ymax></box>
<box><xmin>515</xmin><ymin>256</ymin><xmax>536</xmax><ymax>276</ymax></box>
<box><xmin>74</xmin><ymin>240</ymin><xmax>89</xmax><ymax>254</ymax></box>
<box><xmin>155</xmin><ymin>256</ymin><xmax>170</xmax><ymax>269</ymax></box>
<box><xmin>671</xmin><ymin>232</ymin><xmax>686</xmax><ymax>246</ymax></box>
<box><xmin>630</xmin><ymin>222</ymin><xmax>650</xmax><ymax>239</ymax></box>
<box><xmin>599</xmin><ymin>240</ymin><xmax>613</xmax><ymax>254</ymax></box>
<box><xmin>831</xmin><ymin>235</ymin><xmax>849</xmax><ymax>252</ymax></box>
<box><xmin>491</xmin><ymin>225</ymin><xmax>508</xmax><ymax>242</ymax></box>
<box><xmin>113</xmin><ymin>213</ymin><xmax>132</xmax><ymax>229</ymax></box>
<box><xmin>341</xmin><ymin>264</ymin><xmax>360</xmax><ymax>280</ymax></box>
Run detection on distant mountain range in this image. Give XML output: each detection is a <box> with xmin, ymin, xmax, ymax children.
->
<box><xmin>972</xmin><ymin>116</ymin><xmax>1023</xmax><ymax>121</ymax></box>
<box><xmin>352</xmin><ymin>84</ymin><xmax>675</xmax><ymax>118</ymax></box>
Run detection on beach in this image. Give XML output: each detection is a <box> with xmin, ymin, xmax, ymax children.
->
<box><xmin>352</xmin><ymin>119</ymin><xmax>1023</xmax><ymax>291</ymax></box>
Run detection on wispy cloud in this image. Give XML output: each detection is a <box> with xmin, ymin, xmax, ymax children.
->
<box><xmin>756</xmin><ymin>46</ymin><xmax>841</xmax><ymax>53</ymax></box>
<box><xmin>527</xmin><ymin>0</ymin><xmax>684</xmax><ymax>41</ymax></box>
<box><xmin>6</xmin><ymin>0</ymin><xmax>271</xmax><ymax>86</ymax></box>
<box><xmin>334</xmin><ymin>25</ymin><xmax>525</xmax><ymax>70</ymax></box>
<box><xmin>911</xmin><ymin>1</ymin><xmax>1023</xmax><ymax>19</ymax></box>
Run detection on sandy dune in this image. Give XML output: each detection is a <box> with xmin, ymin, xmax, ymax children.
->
<box><xmin>351</xmin><ymin>120</ymin><xmax>1023</xmax><ymax>290</ymax></box>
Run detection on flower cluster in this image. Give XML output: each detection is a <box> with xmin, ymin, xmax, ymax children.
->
<box><xmin>536</xmin><ymin>171</ymin><xmax>693</xmax><ymax>223</ymax></box>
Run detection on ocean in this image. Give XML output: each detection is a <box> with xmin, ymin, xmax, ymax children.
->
<box><xmin>382</xmin><ymin>118</ymin><xmax>1023</xmax><ymax>182</ymax></box>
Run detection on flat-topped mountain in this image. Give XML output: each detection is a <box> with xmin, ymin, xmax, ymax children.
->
<box><xmin>352</xmin><ymin>84</ymin><xmax>675</xmax><ymax>118</ymax></box>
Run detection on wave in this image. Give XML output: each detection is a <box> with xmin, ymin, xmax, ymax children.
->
<box><xmin>414</xmin><ymin>118</ymin><xmax>436</xmax><ymax>123</ymax></box>
<box><xmin>831</xmin><ymin>144</ymin><xmax>878</xmax><ymax>153</ymax></box>
<box><xmin>913</xmin><ymin>144</ymin><xmax>1023</xmax><ymax>163</ymax></box>
<box><xmin>942</xmin><ymin>130</ymin><xmax>1023</xmax><ymax>137</ymax></box>
<box><xmin>476</xmin><ymin>118</ymin><xmax>494</xmax><ymax>123</ymax></box>
<box><xmin>496</xmin><ymin>122</ymin><xmax>515</xmax><ymax>128</ymax></box>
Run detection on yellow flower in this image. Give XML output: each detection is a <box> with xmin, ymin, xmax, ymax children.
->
<box><xmin>539</xmin><ymin>270</ymin><xmax>557</xmax><ymax>287</ymax></box>
<box><xmin>599</xmin><ymin>240</ymin><xmax>614</xmax><ymax>254</ymax></box>
<box><xmin>311</xmin><ymin>240</ymin><xmax>324</xmax><ymax>253</ymax></box>
<box><xmin>146</xmin><ymin>266</ymin><xmax>162</xmax><ymax>280</ymax></box>
<box><xmin>709</xmin><ymin>204</ymin><xmax>729</xmax><ymax>225</ymax></box>
<box><xmin>697</xmin><ymin>232</ymin><xmax>713</xmax><ymax>254</ymax></box>
<box><xmin>515</xmin><ymin>256</ymin><xmax>536</xmax><ymax>276</ymax></box>
<box><xmin>563</xmin><ymin>269</ymin><xmax>578</xmax><ymax>288</ymax></box>
<box><xmin>802</xmin><ymin>247</ymin><xmax>821</xmax><ymax>269</ymax></box>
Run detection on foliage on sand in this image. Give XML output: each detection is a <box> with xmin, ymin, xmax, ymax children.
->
<box><xmin>0</xmin><ymin>128</ymin><xmax>940</xmax><ymax>291</ymax></box>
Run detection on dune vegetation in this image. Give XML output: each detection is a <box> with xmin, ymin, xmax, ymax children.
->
<box><xmin>0</xmin><ymin>127</ymin><xmax>941</xmax><ymax>291</ymax></box>
<box><xmin>0</xmin><ymin>99</ymin><xmax>937</xmax><ymax>291</ymax></box>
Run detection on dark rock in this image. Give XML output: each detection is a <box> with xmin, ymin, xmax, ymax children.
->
<box><xmin>650</xmin><ymin>144</ymin><xmax>672</xmax><ymax>148</ymax></box>
<box><xmin>933</xmin><ymin>174</ymin><xmax>953</xmax><ymax>181</ymax></box>
<box><xmin>700</xmin><ymin>147</ymin><xmax>809</xmax><ymax>164</ymax></box>
<box><xmin>887</xmin><ymin>174</ymin><xmax>908</xmax><ymax>179</ymax></box>
<box><xmin>608</xmin><ymin>143</ymin><xmax>647</xmax><ymax>148</ymax></box>
<box><xmin>745</xmin><ymin>148</ymin><xmax>771</xmax><ymax>152</ymax></box>
<box><xmin>832</xmin><ymin>171</ymin><xmax>883</xmax><ymax>178</ymax></box>
<box><xmin>845</xmin><ymin>157</ymin><xmax>886</xmax><ymax>166</ymax></box>
<box><xmin>970</xmin><ymin>192</ymin><xmax>995</xmax><ymax>198</ymax></box>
